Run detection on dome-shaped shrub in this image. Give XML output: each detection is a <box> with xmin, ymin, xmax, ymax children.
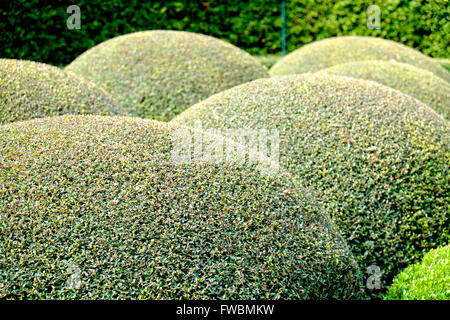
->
<box><xmin>0</xmin><ymin>59</ymin><xmax>122</xmax><ymax>125</ymax></box>
<box><xmin>385</xmin><ymin>245</ymin><xmax>449</xmax><ymax>300</ymax></box>
<box><xmin>173</xmin><ymin>74</ymin><xmax>450</xmax><ymax>288</ymax></box>
<box><xmin>270</xmin><ymin>36</ymin><xmax>450</xmax><ymax>83</ymax></box>
<box><xmin>0</xmin><ymin>115</ymin><xmax>361</xmax><ymax>299</ymax></box>
<box><xmin>65</xmin><ymin>30</ymin><xmax>269</xmax><ymax>121</ymax></box>
<box><xmin>317</xmin><ymin>60</ymin><xmax>450</xmax><ymax>120</ymax></box>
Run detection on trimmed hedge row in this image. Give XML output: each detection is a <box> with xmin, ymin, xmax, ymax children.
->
<box><xmin>173</xmin><ymin>74</ymin><xmax>450</xmax><ymax>290</ymax></box>
<box><xmin>0</xmin><ymin>58</ymin><xmax>122</xmax><ymax>125</ymax></box>
<box><xmin>0</xmin><ymin>115</ymin><xmax>363</xmax><ymax>299</ymax></box>
<box><xmin>65</xmin><ymin>30</ymin><xmax>268</xmax><ymax>121</ymax></box>
<box><xmin>317</xmin><ymin>60</ymin><xmax>450</xmax><ymax>120</ymax></box>
<box><xmin>385</xmin><ymin>245</ymin><xmax>449</xmax><ymax>300</ymax></box>
<box><xmin>0</xmin><ymin>0</ymin><xmax>448</xmax><ymax>66</ymax></box>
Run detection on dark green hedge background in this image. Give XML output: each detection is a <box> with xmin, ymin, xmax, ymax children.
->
<box><xmin>1</xmin><ymin>0</ymin><xmax>448</xmax><ymax>66</ymax></box>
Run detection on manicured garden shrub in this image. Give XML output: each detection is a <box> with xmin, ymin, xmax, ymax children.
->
<box><xmin>172</xmin><ymin>74</ymin><xmax>450</xmax><ymax>289</ymax></box>
<box><xmin>0</xmin><ymin>59</ymin><xmax>121</xmax><ymax>125</ymax></box>
<box><xmin>0</xmin><ymin>115</ymin><xmax>362</xmax><ymax>299</ymax></box>
<box><xmin>385</xmin><ymin>245</ymin><xmax>449</xmax><ymax>300</ymax></box>
<box><xmin>270</xmin><ymin>36</ymin><xmax>450</xmax><ymax>83</ymax></box>
<box><xmin>317</xmin><ymin>60</ymin><xmax>450</xmax><ymax>120</ymax></box>
<box><xmin>65</xmin><ymin>30</ymin><xmax>268</xmax><ymax>121</ymax></box>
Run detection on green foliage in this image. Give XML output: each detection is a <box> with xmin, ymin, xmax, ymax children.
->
<box><xmin>0</xmin><ymin>0</ymin><xmax>448</xmax><ymax>66</ymax></box>
<box><xmin>172</xmin><ymin>74</ymin><xmax>450</xmax><ymax>292</ymax></box>
<box><xmin>0</xmin><ymin>59</ymin><xmax>122</xmax><ymax>125</ymax></box>
<box><xmin>385</xmin><ymin>245</ymin><xmax>450</xmax><ymax>300</ymax></box>
<box><xmin>254</xmin><ymin>55</ymin><xmax>283</xmax><ymax>69</ymax></box>
<box><xmin>65</xmin><ymin>30</ymin><xmax>268</xmax><ymax>121</ymax></box>
<box><xmin>270</xmin><ymin>36</ymin><xmax>450</xmax><ymax>82</ymax></box>
<box><xmin>281</xmin><ymin>0</ymin><xmax>449</xmax><ymax>59</ymax></box>
<box><xmin>437</xmin><ymin>58</ymin><xmax>450</xmax><ymax>72</ymax></box>
<box><xmin>317</xmin><ymin>60</ymin><xmax>450</xmax><ymax>120</ymax></box>
<box><xmin>0</xmin><ymin>115</ymin><xmax>363</xmax><ymax>299</ymax></box>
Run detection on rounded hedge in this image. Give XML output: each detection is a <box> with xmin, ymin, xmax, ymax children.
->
<box><xmin>0</xmin><ymin>59</ymin><xmax>122</xmax><ymax>125</ymax></box>
<box><xmin>385</xmin><ymin>245</ymin><xmax>449</xmax><ymax>300</ymax></box>
<box><xmin>173</xmin><ymin>74</ymin><xmax>450</xmax><ymax>289</ymax></box>
<box><xmin>0</xmin><ymin>115</ymin><xmax>362</xmax><ymax>299</ymax></box>
<box><xmin>270</xmin><ymin>36</ymin><xmax>450</xmax><ymax>83</ymax></box>
<box><xmin>65</xmin><ymin>30</ymin><xmax>269</xmax><ymax>121</ymax></box>
<box><xmin>317</xmin><ymin>60</ymin><xmax>450</xmax><ymax>120</ymax></box>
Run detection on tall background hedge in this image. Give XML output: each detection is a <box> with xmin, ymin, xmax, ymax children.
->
<box><xmin>0</xmin><ymin>0</ymin><xmax>448</xmax><ymax>66</ymax></box>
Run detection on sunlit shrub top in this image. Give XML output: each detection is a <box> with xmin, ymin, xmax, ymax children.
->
<box><xmin>270</xmin><ymin>36</ymin><xmax>450</xmax><ymax>83</ymax></box>
<box><xmin>65</xmin><ymin>30</ymin><xmax>268</xmax><ymax>121</ymax></box>
<box><xmin>317</xmin><ymin>60</ymin><xmax>450</xmax><ymax>120</ymax></box>
<box><xmin>385</xmin><ymin>245</ymin><xmax>450</xmax><ymax>300</ymax></box>
<box><xmin>0</xmin><ymin>59</ymin><xmax>122</xmax><ymax>125</ymax></box>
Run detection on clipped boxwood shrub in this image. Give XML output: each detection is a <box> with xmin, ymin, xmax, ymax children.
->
<box><xmin>0</xmin><ymin>59</ymin><xmax>122</xmax><ymax>125</ymax></box>
<box><xmin>385</xmin><ymin>245</ymin><xmax>449</xmax><ymax>300</ymax></box>
<box><xmin>65</xmin><ymin>30</ymin><xmax>269</xmax><ymax>121</ymax></box>
<box><xmin>317</xmin><ymin>60</ymin><xmax>450</xmax><ymax>120</ymax></box>
<box><xmin>173</xmin><ymin>74</ymin><xmax>450</xmax><ymax>289</ymax></box>
<box><xmin>270</xmin><ymin>36</ymin><xmax>450</xmax><ymax>83</ymax></box>
<box><xmin>0</xmin><ymin>115</ymin><xmax>362</xmax><ymax>299</ymax></box>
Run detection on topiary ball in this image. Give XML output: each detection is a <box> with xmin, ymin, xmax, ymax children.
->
<box><xmin>0</xmin><ymin>59</ymin><xmax>122</xmax><ymax>125</ymax></box>
<box><xmin>317</xmin><ymin>60</ymin><xmax>450</xmax><ymax>120</ymax></box>
<box><xmin>65</xmin><ymin>30</ymin><xmax>269</xmax><ymax>121</ymax></box>
<box><xmin>172</xmin><ymin>74</ymin><xmax>450</xmax><ymax>289</ymax></box>
<box><xmin>270</xmin><ymin>36</ymin><xmax>450</xmax><ymax>83</ymax></box>
<box><xmin>0</xmin><ymin>115</ymin><xmax>362</xmax><ymax>299</ymax></box>
<box><xmin>385</xmin><ymin>245</ymin><xmax>449</xmax><ymax>300</ymax></box>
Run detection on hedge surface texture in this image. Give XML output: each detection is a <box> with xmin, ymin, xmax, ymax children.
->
<box><xmin>270</xmin><ymin>36</ymin><xmax>450</xmax><ymax>83</ymax></box>
<box><xmin>437</xmin><ymin>58</ymin><xmax>450</xmax><ymax>72</ymax></box>
<box><xmin>0</xmin><ymin>115</ymin><xmax>362</xmax><ymax>299</ymax></box>
<box><xmin>317</xmin><ymin>60</ymin><xmax>450</xmax><ymax>120</ymax></box>
<box><xmin>172</xmin><ymin>74</ymin><xmax>450</xmax><ymax>289</ymax></box>
<box><xmin>385</xmin><ymin>245</ymin><xmax>449</xmax><ymax>300</ymax></box>
<box><xmin>0</xmin><ymin>59</ymin><xmax>122</xmax><ymax>125</ymax></box>
<box><xmin>65</xmin><ymin>30</ymin><xmax>268</xmax><ymax>121</ymax></box>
